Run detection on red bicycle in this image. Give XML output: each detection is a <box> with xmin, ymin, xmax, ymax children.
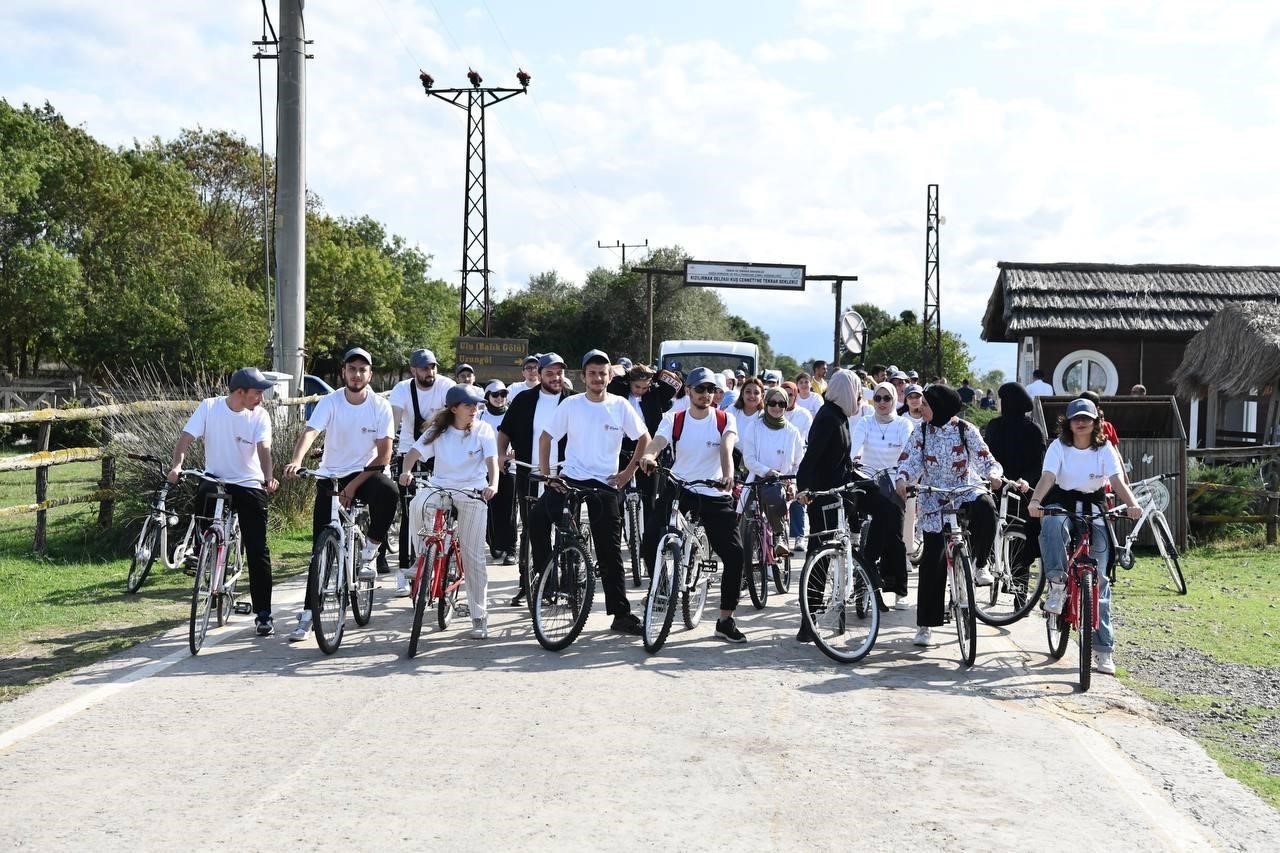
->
<box><xmin>406</xmin><ymin>480</ymin><xmax>483</xmax><ymax>658</ymax></box>
<box><xmin>1041</xmin><ymin>503</ymin><xmax>1127</xmax><ymax>692</ymax></box>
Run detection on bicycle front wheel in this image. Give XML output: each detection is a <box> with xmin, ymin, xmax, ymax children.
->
<box><xmin>126</xmin><ymin>515</ymin><xmax>162</xmax><ymax>593</ymax></box>
<box><xmin>800</xmin><ymin>549</ymin><xmax>880</xmax><ymax>664</ymax></box>
<box><xmin>1045</xmin><ymin>602</ymin><xmax>1070</xmax><ymax>660</ymax></box>
<box><xmin>188</xmin><ymin>535</ymin><xmax>217</xmax><ymax>654</ymax></box>
<box><xmin>532</xmin><ymin>544</ymin><xmax>595</xmax><ymax>651</ymax></box>
<box><xmin>743</xmin><ymin>522</ymin><xmax>768</xmax><ymax>610</ymax></box>
<box><xmin>951</xmin><ymin>552</ymin><xmax>977</xmax><ymax>667</ymax></box>
<box><xmin>975</xmin><ymin>526</ymin><xmax>1045</xmax><ymax>627</ymax></box>
<box><xmin>1150</xmin><ymin>512</ymin><xmax>1187</xmax><ymax>595</ymax></box>
<box><xmin>407</xmin><ymin>547</ymin><xmax>435</xmax><ymax>658</ymax></box>
<box><xmin>312</xmin><ymin>529</ymin><xmax>346</xmax><ymax>654</ymax></box>
<box><xmin>627</xmin><ymin>499</ymin><xmax>643</xmax><ymax>588</ymax></box>
<box><xmin>1077</xmin><ymin>571</ymin><xmax>1094</xmax><ymax>692</ymax></box>
<box><xmin>643</xmin><ymin>541</ymin><xmax>680</xmax><ymax>653</ymax></box>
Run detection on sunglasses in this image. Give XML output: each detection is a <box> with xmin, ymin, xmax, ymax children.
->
<box><xmin>490</xmin><ymin>391</ymin><xmax>509</xmax><ymax>398</ymax></box>
<box><xmin>692</xmin><ymin>384</ymin><xmax>717</xmax><ymax>394</ymax></box>
<box><xmin>766</xmin><ymin>401</ymin><xmax>787</xmax><ymax>408</ymax></box>
<box><xmin>873</xmin><ymin>395</ymin><xmax>894</xmax><ymax>402</ymax></box>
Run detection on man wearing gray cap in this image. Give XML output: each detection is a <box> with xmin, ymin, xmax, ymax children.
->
<box><xmin>508</xmin><ymin>355</ymin><xmax>541</xmax><ymax>401</ymax></box>
<box><xmin>389</xmin><ymin>348</ymin><xmax>456</xmax><ymax>576</ymax></box>
<box><xmin>167</xmin><ymin>367</ymin><xmax>279</xmax><ymax>636</ymax></box>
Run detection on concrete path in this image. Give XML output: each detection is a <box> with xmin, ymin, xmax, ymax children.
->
<box><xmin>1</xmin><ymin>560</ymin><xmax>1276</xmax><ymax>851</ymax></box>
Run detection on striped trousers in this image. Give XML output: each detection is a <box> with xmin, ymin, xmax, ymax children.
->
<box><xmin>409</xmin><ymin>489</ymin><xmax>490</xmax><ymax>621</ymax></box>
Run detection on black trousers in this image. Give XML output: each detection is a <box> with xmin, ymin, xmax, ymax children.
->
<box><xmin>917</xmin><ymin>496</ymin><xmax>997</xmax><ymax>627</ymax></box>
<box><xmin>862</xmin><ymin>489</ymin><xmax>908</xmax><ymax>596</ymax></box>
<box><xmin>514</xmin><ymin>469</ymin><xmax>547</xmax><ymax>598</ymax></box>
<box><xmin>486</xmin><ymin>469</ymin><xmax>517</xmax><ymax>555</ymax></box>
<box><xmin>306</xmin><ymin>472</ymin><xmax>398</xmax><ymax>610</ymax></box>
<box><xmin>197</xmin><ymin>482</ymin><xmax>272</xmax><ymax>616</ymax></box>
<box><xmin>529</xmin><ymin>477</ymin><xmax>631</xmax><ymax>617</ymax></box>
<box><xmin>643</xmin><ymin>486</ymin><xmax>745</xmax><ymax>613</ymax></box>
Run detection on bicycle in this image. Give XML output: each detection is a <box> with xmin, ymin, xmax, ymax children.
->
<box><xmin>124</xmin><ymin>453</ymin><xmax>199</xmax><ymax>593</ymax></box>
<box><xmin>797</xmin><ymin>481</ymin><xmax>880</xmax><ymax>664</ymax></box>
<box><xmin>641</xmin><ymin>470</ymin><xmax>725</xmax><ymax>653</ymax></box>
<box><xmin>404</xmin><ymin>479</ymin><xmax>484</xmax><ymax>658</ymax></box>
<box><xmin>1042</xmin><ymin>503</ymin><xmax>1129</xmax><ymax>692</ymax></box>
<box><xmin>974</xmin><ymin>478</ymin><xmax>1046</xmax><ymax>627</ymax></box>
<box><xmin>176</xmin><ymin>468</ymin><xmax>247</xmax><ymax>655</ymax></box>
<box><xmin>296</xmin><ymin>469</ymin><xmax>377</xmax><ymax>654</ymax></box>
<box><xmin>908</xmin><ymin>483</ymin><xmax>991</xmax><ymax>668</ymax></box>
<box><xmin>528</xmin><ymin>474</ymin><xmax>614</xmax><ymax>651</ymax></box>
<box><xmin>738</xmin><ymin>475</ymin><xmax>796</xmax><ymax>609</ymax></box>
<box><xmin>1109</xmin><ymin>471</ymin><xmax>1186</xmax><ymax>595</ymax></box>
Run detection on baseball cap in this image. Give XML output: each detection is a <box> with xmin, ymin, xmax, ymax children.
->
<box><xmin>228</xmin><ymin>367</ymin><xmax>275</xmax><ymax>391</ymax></box>
<box><xmin>409</xmin><ymin>348</ymin><xmax>437</xmax><ymax>368</ymax></box>
<box><xmin>455</xmin><ymin>363</ymin><xmax>474</xmax><ymax>375</ymax></box>
<box><xmin>762</xmin><ymin>369</ymin><xmax>782</xmax><ymax>384</ymax></box>
<box><xmin>686</xmin><ymin>367</ymin><xmax>717</xmax><ymax>389</ymax></box>
<box><xmin>523</xmin><ymin>354</ymin><xmax>539</xmax><ymax>366</ymax></box>
<box><xmin>445</xmin><ymin>384</ymin><xmax>485</xmax><ymax>407</ymax></box>
<box><xmin>888</xmin><ymin>369</ymin><xmax>908</xmax><ymax>381</ymax></box>
<box><xmin>1066</xmin><ymin>398</ymin><xmax>1099</xmax><ymax>420</ymax></box>
<box><xmin>907</xmin><ymin>370</ymin><xmax>919</xmax><ymax>380</ymax></box>
<box><xmin>581</xmin><ymin>349</ymin><xmax>610</xmax><ymax>369</ymax></box>
<box><xmin>343</xmin><ymin>347</ymin><xmax>373</xmax><ymax>366</ymax></box>
<box><xmin>537</xmin><ymin>352</ymin><xmax>566</xmax><ymax>371</ymax></box>
<box><xmin>485</xmin><ymin>380</ymin><xmax>507</xmax><ymax>395</ymax></box>
<box><xmin>617</xmin><ymin>357</ymin><xmax>633</xmax><ymax>370</ymax></box>
<box><xmin>904</xmin><ymin>383</ymin><xmax>924</xmax><ymax>397</ymax></box>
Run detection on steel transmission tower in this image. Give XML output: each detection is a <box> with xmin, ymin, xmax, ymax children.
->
<box><xmin>922</xmin><ymin>183</ymin><xmax>943</xmax><ymax>380</ymax></box>
<box><xmin>421</xmin><ymin>68</ymin><xmax>530</xmax><ymax>337</ymax></box>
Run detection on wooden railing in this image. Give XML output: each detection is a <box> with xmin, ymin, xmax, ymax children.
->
<box><xmin>1186</xmin><ymin>444</ymin><xmax>1280</xmax><ymax>545</ymax></box>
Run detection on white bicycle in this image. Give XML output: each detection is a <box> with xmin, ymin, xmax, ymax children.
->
<box><xmin>1110</xmin><ymin>471</ymin><xmax>1186</xmax><ymax>595</ymax></box>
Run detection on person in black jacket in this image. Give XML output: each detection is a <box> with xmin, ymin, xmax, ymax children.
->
<box><xmin>982</xmin><ymin>381</ymin><xmax>1046</xmax><ymax>582</ymax></box>
<box><xmin>496</xmin><ymin>353</ymin><xmax>573</xmax><ymax>606</ymax></box>
<box><xmin>608</xmin><ymin>364</ymin><xmax>678</xmax><ymax>536</ymax></box>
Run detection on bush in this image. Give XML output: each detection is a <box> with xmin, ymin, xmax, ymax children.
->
<box><xmin>1186</xmin><ymin>460</ymin><xmax>1266</xmax><ymax>543</ymax></box>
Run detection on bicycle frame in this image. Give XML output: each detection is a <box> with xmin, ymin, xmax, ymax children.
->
<box><xmin>409</xmin><ymin>487</ymin><xmax>466</xmax><ymax>605</ymax></box>
<box><xmin>1056</xmin><ymin>513</ymin><xmax>1102</xmax><ymax>637</ymax></box>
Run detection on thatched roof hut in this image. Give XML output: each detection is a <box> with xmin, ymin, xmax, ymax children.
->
<box><xmin>1172</xmin><ymin>302</ymin><xmax>1280</xmax><ymax>399</ymax></box>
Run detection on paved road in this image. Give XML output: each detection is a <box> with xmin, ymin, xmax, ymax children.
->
<box><xmin>1</xmin><ymin>560</ymin><xmax>1276</xmax><ymax>851</ymax></box>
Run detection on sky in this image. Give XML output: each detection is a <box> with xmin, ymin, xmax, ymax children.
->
<box><xmin>6</xmin><ymin>1</ymin><xmax>1280</xmax><ymax>378</ymax></box>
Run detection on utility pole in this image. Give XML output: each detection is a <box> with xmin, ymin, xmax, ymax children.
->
<box><xmin>272</xmin><ymin>0</ymin><xmax>311</xmax><ymax>394</ymax></box>
<box><xmin>596</xmin><ymin>238</ymin><xmax>648</xmax><ymax>269</ymax></box>
<box><xmin>922</xmin><ymin>183</ymin><xmax>943</xmax><ymax>381</ymax></box>
<box><xmin>421</xmin><ymin>68</ymin><xmax>530</xmax><ymax>337</ymax></box>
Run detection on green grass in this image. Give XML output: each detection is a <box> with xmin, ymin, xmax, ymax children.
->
<box><xmin>1203</xmin><ymin>747</ymin><xmax>1280</xmax><ymax>811</ymax></box>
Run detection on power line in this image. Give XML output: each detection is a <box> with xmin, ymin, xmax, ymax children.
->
<box><xmin>597</xmin><ymin>238</ymin><xmax>648</xmax><ymax>268</ymax></box>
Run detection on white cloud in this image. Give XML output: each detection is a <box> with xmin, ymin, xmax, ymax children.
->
<box><xmin>753</xmin><ymin>38</ymin><xmax>831</xmax><ymax>64</ymax></box>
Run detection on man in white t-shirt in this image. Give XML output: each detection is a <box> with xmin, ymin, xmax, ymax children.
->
<box><xmin>1026</xmin><ymin>368</ymin><xmax>1054</xmax><ymax>398</ymax></box>
<box><xmin>638</xmin><ymin>367</ymin><xmax>749</xmax><ymax>642</ymax></box>
<box><xmin>388</xmin><ymin>348</ymin><xmax>455</xmax><ymax>575</ymax></box>
<box><xmin>508</xmin><ymin>355</ymin><xmax>542</xmax><ymax>401</ymax></box>
<box><xmin>532</xmin><ymin>349</ymin><xmax>650</xmax><ymax>634</ymax></box>
<box><xmin>284</xmin><ymin>347</ymin><xmax>397</xmax><ymax>642</ymax></box>
<box><xmin>168</xmin><ymin>367</ymin><xmax>279</xmax><ymax>636</ymax></box>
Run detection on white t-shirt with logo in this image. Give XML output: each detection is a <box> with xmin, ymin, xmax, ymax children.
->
<box><xmin>542</xmin><ymin>393</ymin><xmax>647</xmax><ymax>483</ymax></box>
<box><xmin>533</xmin><ymin>390</ymin><xmax>564</xmax><ymax>471</ymax></box>
<box><xmin>307</xmin><ymin>390</ymin><xmax>395</xmax><ymax>478</ymax></box>
<box><xmin>1042</xmin><ymin>440</ymin><xmax>1122</xmax><ymax>493</ymax></box>
<box><xmin>411</xmin><ymin>420</ymin><xmax>497</xmax><ymax>491</ymax></box>
<box><xmin>181</xmin><ymin>397</ymin><xmax>272</xmax><ymax>488</ymax></box>
<box><xmin>508</xmin><ymin>379</ymin><xmax>540</xmax><ymax>401</ymax></box>
<box><xmin>655</xmin><ymin>409</ymin><xmax>738</xmax><ymax>497</ymax></box>
<box><xmin>388</xmin><ymin>376</ymin><xmax>456</xmax><ymax>452</ymax></box>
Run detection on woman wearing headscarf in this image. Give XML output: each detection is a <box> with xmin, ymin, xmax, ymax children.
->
<box><xmin>895</xmin><ymin>385</ymin><xmax>1003</xmax><ymax>648</ymax></box>
<box><xmin>479</xmin><ymin>380</ymin><xmax>517</xmax><ymax>565</ymax></box>
<box><xmin>982</xmin><ymin>382</ymin><xmax>1047</xmax><ymax>591</ymax></box>
<box><xmin>849</xmin><ymin>381</ymin><xmax>914</xmax><ymax>606</ymax></box>
<box><xmin>781</xmin><ymin>380</ymin><xmax>813</xmax><ymax>552</ymax></box>
<box><xmin>742</xmin><ymin>387</ymin><xmax>805</xmax><ymax>556</ymax></box>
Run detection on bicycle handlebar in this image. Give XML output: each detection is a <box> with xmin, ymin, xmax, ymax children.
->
<box><xmin>1130</xmin><ymin>471</ymin><xmax>1181</xmax><ymax>488</ymax></box>
<box><xmin>405</xmin><ymin>477</ymin><xmax>485</xmax><ymax>500</ymax></box>
<box><xmin>1040</xmin><ymin>504</ymin><xmax>1131</xmax><ymax>520</ymax></box>
<box><xmin>907</xmin><ymin>483</ymin><xmax>993</xmax><ymax>501</ymax></box>
<box><xmin>652</xmin><ymin>467</ymin><xmax>729</xmax><ymax>490</ymax></box>
<box><xmin>803</xmin><ymin>481</ymin><xmax>870</xmax><ymax>500</ymax></box>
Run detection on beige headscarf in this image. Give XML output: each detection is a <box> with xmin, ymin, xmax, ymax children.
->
<box><xmin>872</xmin><ymin>381</ymin><xmax>899</xmax><ymax>424</ymax></box>
<box><xmin>823</xmin><ymin>369</ymin><xmax>859</xmax><ymax>417</ymax></box>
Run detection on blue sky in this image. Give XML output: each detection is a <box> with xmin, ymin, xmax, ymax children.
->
<box><xmin>6</xmin><ymin>1</ymin><xmax>1280</xmax><ymax>378</ymax></box>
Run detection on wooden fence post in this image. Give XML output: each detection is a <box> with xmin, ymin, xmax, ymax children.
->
<box><xmin>97</xmin><ymin>455</ymin><xmax>116</xmax><ymax>530</ymax></box>
<box><xmin>1268</xmin><ymin>495</ymin><xmax>1278</xmax><ymax>546</ymax></box>
<box><xmin>33</xmin><ymin>422</ymin><xmax>51</xmax><ymax>554</ymax></box>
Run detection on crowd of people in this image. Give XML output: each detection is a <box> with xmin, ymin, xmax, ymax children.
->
<box><xmin>165</xmin><ymin>345</ymin><xmax>1140</xmax><ymax>673</ymax></box>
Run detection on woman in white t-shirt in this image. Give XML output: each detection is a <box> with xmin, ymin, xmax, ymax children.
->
<box><xmin>742</xmin><ymin>387</ymin><xmax>805</xmax><ymax>556</ymax></box>
<box><xmin>731</xmin><ymin>376</ymin><xmax>765</xmax><ymax>470</ymax></box>
<box><xmin>399</xmin><ymin>384</ymin><xmax>499</xmax><ymax>638</ymax></box>
<box><xmin>1027</xmin><ymin>398</ymin><xmax>1142</xmax><ymax>676</ymax></box>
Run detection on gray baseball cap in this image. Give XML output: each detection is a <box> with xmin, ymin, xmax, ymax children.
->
<box><xmin>228</xmin><ymin>367</ymin><xmax>275</xmax><ymax>391</ymax></box>
<box><xmin>581</xmin><ymin>349</ymin><xmax>610</xmax><ymax>368</ymax></box>
<box><xmin>343</xmin><ymin>347</ymin><xmax>373</xmax><ymax>366</ymax></box>
<box><xmin>538</xmin><ymin>352</ymin><xmax>566</xmax><ymax>371</ymax></box>
<box><xmin>409</xmin><ymin>348</ymin><xmax>437</xmax><ymax>368</ymax></box>
<box><xmin>455</xmin><ymin>363</ymin><xmax>474</xmax><ymax>376</ymax></box>
<box><xmin>685</xmin><ymin>367</ymin><xmax>718</xmax><ymax>389</ymax></box>
<box><xmin>904</xmin><ymin>383</ymin><xmax>924</xmax><ymax>397</ymax></box>
<box><xmin>445</xmin><ymin>384</ymin><xmax>485</xmax><ymax>407</ymax></box>
<box><xmin>1066</xmin><ymin>398</ymin><xmax>1099</xmax><ymax>420</ymax></box>
<box><xmin>762</xmin><ymin>369</ymin><xmax>782</xmax><ymax>384</ymax></box>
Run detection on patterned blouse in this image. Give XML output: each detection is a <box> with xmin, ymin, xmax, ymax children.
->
<box><xmin>896</xmin><ymin>419</ymin><xmax>1003</xmax><ymax>534</ymax></box>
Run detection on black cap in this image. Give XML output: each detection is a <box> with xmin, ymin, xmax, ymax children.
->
<box><xmin>455</xmin><ymin>363</ymin><xmax>474</xmax><ymax>375</ymax></box>
<box><xmin>523</xmin><ymin>354</ymin><xmax>540</xmax><ymax>366</ymax></box>
<box><xmin>228</xmin><ymin>367</ymin><xmax>275</xmax><ymax>391</ymax></box>
<box><xmin>538</xmin><ymin>352</ymin><xmax>566</xmax><ymax>371</ymax></box>
<box><xmin>581</xmin><ymin>349</ymin><xmax>610</xmax><ymax>369</ymax></box>
<box><xmin>343</xmin><ymin>347</ymin><xmax>373</xmax><ymax>366</ymax></box>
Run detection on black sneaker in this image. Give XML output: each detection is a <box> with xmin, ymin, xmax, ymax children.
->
<box><xmin>610</xmin><ymin>613</ymin><xmax>643</xmax><ymax>635</ymax></box>
<box><xmin>502</xmin><ymin>553</ymin><xmax>516</xmax><ymax>566</ymax></box>
<box><xmin>255</xmin><ymin>614</ymin><xmax>274</xmax><ymax>637</ymax></box>
<box><xmin>376</xmin><ymin>555</ymin><xmax>392</xmax><ymax>576</ymax></box>
<box><xmin>715</xmin><ymin>617</ymin><xmax>747</xmax><ymax>643</ymax></box>
<box><xmin>796</xmin><ymin>625</ymin><xmax>815</xmax><ymax>643</ymax></box>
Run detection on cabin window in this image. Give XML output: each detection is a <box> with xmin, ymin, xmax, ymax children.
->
<box><xmin>1053</xmin><ymin>349</ymin><xmax>1118</xmax><ymax>396</ymax></box>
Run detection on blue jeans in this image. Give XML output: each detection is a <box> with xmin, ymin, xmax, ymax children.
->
<box><xmin>789</xmin><ymin>499</ymin><xmax>805</xmax><ymax>540</ymax></box>
<box><xmin>1038</xmin><ymin>512</ymin><xmax>1113</xmax><ymax>653</ymax></box>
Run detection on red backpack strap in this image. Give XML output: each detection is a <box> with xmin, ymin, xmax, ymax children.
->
<box><xmin>672</xmin><ymin>409</ymin><xmax>687</xmax><ymax>446</ymax></box>
<box><xmin>715</xmin><ymin>408</ymin><xmax>727</xmax><ymax>433</ymax></box>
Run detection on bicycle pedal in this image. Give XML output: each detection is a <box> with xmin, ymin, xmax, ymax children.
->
<box><xmin>233</xmin><ymin>601</ymin><xmax>253</xmax><ymax>615</ymax></box>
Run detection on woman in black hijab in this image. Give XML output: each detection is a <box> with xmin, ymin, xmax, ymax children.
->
<box><xmin>982</xmin><ymin>382</ymin><xmax>1046</xmax><ymax>593</ymax></box>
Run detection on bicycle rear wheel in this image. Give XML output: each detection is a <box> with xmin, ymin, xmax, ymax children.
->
<box><xmin>951</xmin><ymin>552</ymin><xmax>978</xmax><ymax>667</ymax></box>
<box><xmin>681</xmin><ymin>546</ymin><xmax>709</xmax><ymax>629</ymax></box>
<box><xmin>351</xmin><ymin>529</ymin><xmax>374</xmax><ymax>626</ymax></box>
<box><xmin>1077</xmin><ymin>572</ymin><xmax>1094</xmax><ymax>692</ymax></box>
<box><xmin>627</xmin><ymin>499</ymin><xmax>644</xmax><ymax>588</ymax></box>
<box><xmin>743</xmin><ymin>522</ymin><xmax>768</xmax><ymax>610</ymax></box>
<box><xmin>437</xmin><ymin>546</ymin><xmax>461</xmax><ymax>630</ymax></box>
<box><xmin>800</xmin><ymin>549</ymin><xmax>879</xmax><ymax>664</ymax></box>
<box><xmin>407</xmin><ymin>547</ymin><xmax>435</xmax><ymax>658</ymax></box>
<box><xmin>643</xmin><ymin>540</ymin><xmax>680</xmax><ymax>653</ymax></box>
<box><xmin>975</xmin><ymin>526</ymin><xmax>1045</xmax><ymax>626</ymax></box>
<box><xmin>532</xmin><ymin>544</ymin><xmax>595</xmax><ymax>651</ymax></box>
<box><xmin>126</xmin><ymin>515</ymin><xmax>162</xmax><ymax>593</ymax></box>
<box><xmin>188</xmin><ymin>535</ymin><xmax>218</xmax><ymax>654</ymax></box>
<box><xmin>1150</xmin><ymin>512</ymin><xmax>1187</xmax><ymax>595</ymax></box>
<box><xmin>312</xmin><ymin>529</ymin><xmax>346</xmax><ymax>654</ymax></box>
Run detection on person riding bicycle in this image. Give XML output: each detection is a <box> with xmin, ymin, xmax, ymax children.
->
<box><xmin>399</xmin><ymin>384</ymin><xmax>499</xmax><ymax>639</ymax></box>
<box><xmin>531</xmin><ymin>349</ymin><xmax>650</xmax><ymax>636</ymax></box>
<box><xmin>638</xmin><ymin>367</ymin><xmax>749</xmax><ymax>643</ymax></box>
<box><xmin>850</xmin><ymin>381</ymin><xmax>913</xmax><ymax>608</ymax></box>
<box><xmin>741</xmin><ymin>386</ymin><xmax>804</xmax><ymax>559</ymax></box>
<box><xmin>167</xmin><ymin>367</ymin><xmax>280</xmax><ymax>636</ymax></box>
<box><xmin>479</xmin><ymin>380</ymin><xmax>517</xmax><ymax>566</ymax></box>
<box><xmin>283</xmin><ymin>347</ymin><xmax>398</xmax><ymax>642</ymax></box>
<box><xmin>895</xmin><ymin>385</ymin><xmax>1004</xmax><ymax>648</ymax></box>
<box><xmin>1026</xmin><ymin>397</ymin><xmax>1142</xmax><ymax>676</ymax></box>
<box><xmin>609</xmin><ymin>363</ymin><xmax>677</xmax><ymax>547</ymax></box>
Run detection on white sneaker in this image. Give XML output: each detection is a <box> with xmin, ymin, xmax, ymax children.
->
<box><xmin>358</xmin><ymin>541</ymin><xmax>380</xmax><ymax>580</ymax></box>
<box><xmin>287</xmin><ymin>611</ymin><xmax>312</xmax><ymax>642</ymax></box>
<box><xmin>394</xmin><ymin>570</ymin><xmax>411</xmax><ymax>597</ymax></box>
<box><xmin>973</xmin><ymin>564</ymin><xmax>995</xmax><ymax>587</ymax></box>
<box><xmin>912</xmin><ymin>626</ymin><xmax>932</xmax><ymax>647</ymax></box>
<box><xmin>895</xmin><ymin>593</ymin><xmax>909</xmax><ymax>610</ymax></box>
<box><xmin>1044</xmin><ymin>580</ymin><xmax>1067</xmax><ymax>615</ymax></box>
<box><xmin>792</xmin><ymin>537</ymin><xmax>805</xmax><ymax>552</ymax></box>
<box><xmin>1095</xmin><ymin>651</ymin><xmax>1116</xmax><ymax>675</ymax></box>
<box><xmin>470</xmin><ymin>617</ymin><xmax>488</xmax><ymax>639</ymax></box>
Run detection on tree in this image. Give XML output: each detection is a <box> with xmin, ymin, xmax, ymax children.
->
<box><xmin>850</xmin><ymin>302</ymin><xmax>898</xmax><ymax>346</ymax></box>
<box><xmin>977</xmin><ymin>368</ymin><xmax>1006</xmax><ymax>391</ymax></box>
<box><xmin>898</xmin><ymin>309</ymin><xmax>917</xmax><ymax>326</ymax></box>
<box><xmin>865</xmin><ymin>323</ymin><xmax>972</xmax><ymax>384</ymax></box>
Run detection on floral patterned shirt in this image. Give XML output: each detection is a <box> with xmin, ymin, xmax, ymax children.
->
<box><xmin>896</xmin><ymin>419</ymin><xmax>1003</xmax><ymax>533</ymax></box>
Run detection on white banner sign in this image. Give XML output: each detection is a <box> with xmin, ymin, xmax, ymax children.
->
<box><xmin>684</xmin><ymin>261</ymin><xmax>806</xmax><ymax>291</ymax></box>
